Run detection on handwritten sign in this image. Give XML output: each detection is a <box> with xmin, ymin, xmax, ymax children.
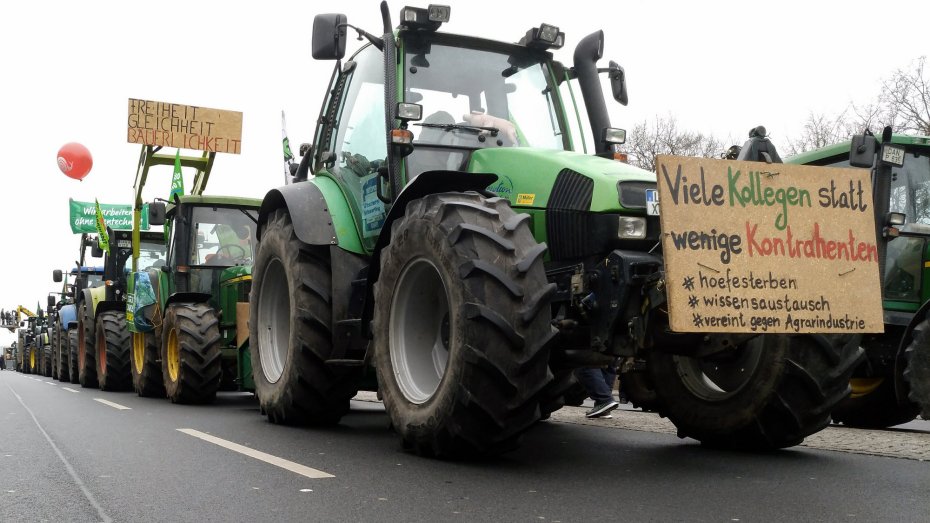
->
<box><xmin>127</xmin><ymin>98</ymin><xmax>242</xmax><ymax>154</ymax></box>
<box><xmin>656</xmin><ymin>155</ymin><xmax>882</xmax><ymax>333</ymax></box>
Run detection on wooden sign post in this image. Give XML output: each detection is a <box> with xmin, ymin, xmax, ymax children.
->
<box><xmin>656</xmin><ymin>155</ymin><xmax>883</xmax><ymax>333</ymax></box>
<box><xmin>127</xmin><ymin>98</ymin><xmax>242</xmax><ymax>154</ymax></box>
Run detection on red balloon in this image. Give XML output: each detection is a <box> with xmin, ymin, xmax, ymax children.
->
<box><xmin>57</xmin><ymin>142</ymin><xmax>93</xmax><ymax>181</ymax></box>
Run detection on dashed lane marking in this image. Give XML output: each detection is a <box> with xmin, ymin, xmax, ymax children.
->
<box><xmin>62</xmin><ymin>388</ymin><xmax>79</xmax><ymax>393</ymax></box>
<box><xmin>93</xmin><ymin>398</ymin><xmax>131</xmax><ymax>410</ymax></box>
<box><xmin>177</xmin><ymin>428</ymin><xmax>334</xmax><ymax>479</ymax></box>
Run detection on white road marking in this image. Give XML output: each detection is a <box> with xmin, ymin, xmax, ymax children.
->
<box><xmin>5</xmin><ymin>384</ymin><xmax>112</xmax><ymax>522</ymax></box>
<box><xmin>177</xmin><ymin>428</ymin><xmax>334</xmax><ymax>479</ymax></box>
<box><xmin>62</xmin><ymin>388</ymin><xmax>79</xmax><ymax>393</ymax></box>
<box><xmin>44</xmin><ymin>381</ymin><xmax>56</xmax><ymax>386</ymax></box>
<box><xmin>93</xmin><ymin>398</ymin><xmax>131</xmax><ymax>410</ymax></box>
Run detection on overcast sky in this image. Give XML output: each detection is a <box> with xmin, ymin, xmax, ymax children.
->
<box><xmin>1</xmin><ymin>0</ymin><xmax>927</xmax><ymax>345</ymax></box>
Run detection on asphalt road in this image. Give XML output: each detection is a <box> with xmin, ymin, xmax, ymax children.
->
<box><xmin>2</xmin><ymin>369</ymin><xmax>928</xmax><ymax>523</ymax></box>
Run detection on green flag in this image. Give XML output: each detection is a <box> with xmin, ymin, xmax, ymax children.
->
<box><xmin>95</xmin><ymin>199</ymin><xmax>110</xmax><ymax>255</ymax></box>
<box><xmin>169</xmin><ymin>149</ymin><xmax>184</xmax><ymax>202</ymax></box>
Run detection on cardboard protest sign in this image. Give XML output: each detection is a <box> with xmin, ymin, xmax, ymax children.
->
<box><xmin>655</xmin><ymin>155</ymin><xmax>883</xmax><ymax>333</ymax></box>
<box><xmin>127</xmin><ymin>98</ymin><xmax>242</xmax><ymax>154</ymax></box>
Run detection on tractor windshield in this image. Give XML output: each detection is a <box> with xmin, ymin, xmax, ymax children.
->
<box><xmin>137</xmin><ymin>239</ymin><xmax>166</xmax><ymax>271</ymax></box>
<box><xmin>827</xmin><ymin>148</ymin><xmax>930</xmax><ymax>225</ymax></box>
<box><xmin>189</xmin><ymin>207</ymin><xmax>258</xmax><ymax>267</ymax></box>
<box><xmin>404</xmin><ymin>35</ymin><xmax>566</xmax><ymax>175</ymax></box>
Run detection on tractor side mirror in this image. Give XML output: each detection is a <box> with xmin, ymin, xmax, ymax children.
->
<box><xmin>849</xmin><ymin>131</ymin><xmax>877</xmax><ymax>168</ymax></box>
<box><xmin>148</xmin><ymin>202</ymin><xmax>166</xmax><ymax>226</ymax></box>
<box><xmin>312</xmin><ymin>14</ymin><xmax>348</xmax><ymax>60</ymax></box>
<box><xmin>53</xmin><ymin>269</ymin><xmax>63</xmax><ymax>283</ymax></box>
<box><xmin>608</xmin><ymin>61</ymin><xmax>628</xmax><ymax>106</ymax></box>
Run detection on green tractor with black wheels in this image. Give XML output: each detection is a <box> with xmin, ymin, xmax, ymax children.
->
<box><xmin>248</xmin><ymin>3</ymin><xmax>862</xmax><ymax>457</ymax></box>
<box><xmin>127</xmin><ymin>145</ymin><xmax>260</xmax><ymax>403</ymax></box>
<box><xmin>789</xmin><ymin>132</ymin><xmax>930</xmax><ymax>426</ymax></box>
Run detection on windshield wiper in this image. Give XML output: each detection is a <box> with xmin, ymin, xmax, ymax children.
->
<box><xmin>413</xmin><ymin>122</ymin><xmax>499</xmax><ymax>137</ymax></box>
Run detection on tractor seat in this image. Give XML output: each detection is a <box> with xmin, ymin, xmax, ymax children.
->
<box><xmin>736</xmin><ymin>126</ymin><xmax>782</xmax><ymax>164</ymax></box>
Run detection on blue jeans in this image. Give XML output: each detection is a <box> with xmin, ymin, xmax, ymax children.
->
<box><xmin>574</xmin><ymin>366</ymin><xmax>617</xmax><ymax>405</ymax></box>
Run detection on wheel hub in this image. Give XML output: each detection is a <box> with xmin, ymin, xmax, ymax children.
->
<box><xmin>167</xmin><ymin>328</ymin><xmax>180</xmax><ymax>382</ymax></box>
<box><xmin>674</xmin><ymin>337</ymin><xmax>765</xmax><ymax>401</ymax></box>
<box><xmin>389</xmin><ymin>258</ymin><xmax>451</xmax><ymax>405</ymax></box>
<box><xmin>133</xmin><ymin>333</ymin><xmax>145</xmax><ymax>374</ymax></box>
<box><xmin>257</xmin><ymin>257</ymin><xmax>290</xmax><ymax>384</ymax></box>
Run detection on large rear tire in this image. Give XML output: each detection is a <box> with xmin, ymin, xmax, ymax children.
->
<box><xmin>373</xmin><ymin>193</ymin><xmax>554</xmax><ymax>457</ymax></box>
<box><xmin>904</xmin><ymin>315</ymin><xmax>930</xmax><ymax>419</ymax></box>
<box><xmin>621</xmin><ymin>367</ymin><xmax>661</xmax><ymax>412</ymax></box>
<box><xmin>132</xmin><ymin>331</ymin><xmax>165</xmax><ymax>397</ymax></box>
<box><xmin>68</xmin><ymin>330</ymin><xmax>79</xmax><ymax>384</ymax></box>
<box><xmin>77</xmin><ymin>300</ymin><xmax>98</xmax><ymax>389</ymax></box>
<box><xmin>651</xmin><ymin>334</ymin><xmax>862</xmax><ymax>449</ymax></box>
<box><xmin>831</xmin><ymin>377</ymin><xmax>918</xmax><ymax>428</ymax></box>
<box><xmin>95</xmin><ymin>311</ymin><xmax>132</xmax><ymax>392</ymax></box>
<box><xmin>250</xmin><ymin>210</ymin><xmax>359</xmax><ymax>425</ymax></box>
<box><xmin>161</xmin><ymin>303</ymin><xmax>222</xmax><ymax>404</ymax></box>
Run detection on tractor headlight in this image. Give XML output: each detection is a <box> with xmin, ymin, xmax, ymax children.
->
<box><xmin>617</xmin><ymin>216</ymin><xmax>646</xmax><ymax>239</ymax></box>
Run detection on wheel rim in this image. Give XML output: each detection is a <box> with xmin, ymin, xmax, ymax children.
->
<box><xmin>132</xmin><ymin>333</ymin><xmax>145</xmax><ymax>374</ymax></box>
<box><xmin>167</xmin><ymin>328</ymin><xmax>180</xmax><ymax>382</ymax></box>
<box><xmin>30</xmin><ymin>350</ymin><xmax>35</xmax><ymax>370</ymax></box>
<box><xmin>257</xmin><ymin>257</ymin><xmax>290</xmax><ymax>384</ymax></box>
<box><xmin>389</xmin><ymin>258</ymin><xmax>451</xmax><ymax>405</ymax></box>
<box><xmin>673</xmin><ymin>337</ymin><xmax>765</xmax><ymax>401</ymax></box>
<box><xmin>97</xmin><ymin>331</ymin><xmax>107</xmax><ymax>377</ymax></box>
<box><xmin>78</xmin><ymin>322</ymin><xmax>85</xmax><ymax>370</ymax></box>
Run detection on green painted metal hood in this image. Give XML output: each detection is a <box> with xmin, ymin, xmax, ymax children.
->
<box><xmin>467</xmin><ymin>148</ymin><xmax>655</xmax><ymax>212</ymax></box>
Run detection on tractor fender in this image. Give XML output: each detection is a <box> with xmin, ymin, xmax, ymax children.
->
<box><xmin>87</xmin><ymin>286</ymin><xmax>106</xmax><ymax>316</ymax></box>
<box><xmin>894</xmin><ymin>300</ymin><xmax>930</xmax><ymax>404</ymax></box>
<box><xmin>94</xmin><ymin>300</ymin><xmax>124</xmax><ymax>319</ymax></box>
<box><xmin>257</xmin><ymin>177</ymin><xmax>363</xmax><ymax>254</ymax></box>
<box><xmin>58</xmin><ymin>304</ymin><xmax>76</xmax><ymax>331</ymax></box>
<box><xmin>369</xmin><ymin>170</ymin><xmax>498</xmax><ymax>283</ymax></box>
<box><xmin>164</xmin><ymin>292</ymin><xmax>212</xmax><ymax>309</ymax></box>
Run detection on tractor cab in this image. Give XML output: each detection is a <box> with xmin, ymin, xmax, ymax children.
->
<box><xmin>159</xmin><ymin>195</ymin><xmax>260</xmax><ymax>307</ymax></box>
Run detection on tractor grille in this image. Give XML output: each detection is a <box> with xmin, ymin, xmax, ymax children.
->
<box><xmin>617</xmin><ymin>181</ymin><xmax>656</xmax><ymax>210</ymax></box>
<box><xmin>547</xmin><ymin>170</ymin><xmax>594</xmax><ymax>259</ymax></box>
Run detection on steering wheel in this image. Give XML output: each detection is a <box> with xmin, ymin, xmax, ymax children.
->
<box><xmin>215</xmin><ymin>244</ymin><xmax>247</xmax><ymax>261</ymax></box>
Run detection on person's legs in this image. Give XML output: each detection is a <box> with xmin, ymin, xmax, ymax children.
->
<box><xmin>575</xmin><ymin>367</ymin><xmax>614</xmax><ymax>404</ymax></box>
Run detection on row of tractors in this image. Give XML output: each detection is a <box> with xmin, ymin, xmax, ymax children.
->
<box><xmin>5</xmin><ymin>3</ymin><xmax>928</xmax><ymax>459</ymax></box>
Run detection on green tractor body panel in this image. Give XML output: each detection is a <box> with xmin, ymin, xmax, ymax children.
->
<box><xmin>219</xmin><ymin>264</ymin><xmax>253</xmax><ymax>391</ymax></box>
<box><xmin>312</xmin><ymin>175</ymin><xmax>365</xmax><ymax>254</ymax></box>
<box><xmin>88</xmin><ymin>285</ymin><xmax>106</xmax><ymax>316</ymax></box>
<box><xmin>469</xmin><ymin>148</ymin><xmax>655</xmax><ymax>211</ymax></box>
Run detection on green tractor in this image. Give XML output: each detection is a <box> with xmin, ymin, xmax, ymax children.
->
<box><xmin>789</xmin><ymin>132</ymin><xmax>930</xmax><ymax>426</ymax></box>
<box><xmin>69</xmin><ymin>227</ymin><xmax>165</xmax><ymax>392</ymax></box>
<box><xmin>247</xmin><ymin>3</ymin><xmax>862</xmax><ymax>457</ymax></box>
<box><xmin>127</xmin><ymin>146</ymin><xmax>260</xmax><ymax>403</ymax></box>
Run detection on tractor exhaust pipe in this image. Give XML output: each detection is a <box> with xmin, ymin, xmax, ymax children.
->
<box><xmin>573</xmin><ymin>31</ymin><xmax>611</xmax><ymax>156</ymax></box>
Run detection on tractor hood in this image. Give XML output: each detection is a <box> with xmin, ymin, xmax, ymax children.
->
<box><xmin>467</xmin><ymin>148</ymin><xmax>656</xmax><ymax>212</ymax></box>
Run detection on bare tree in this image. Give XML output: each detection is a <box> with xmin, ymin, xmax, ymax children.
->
<box><xmin>623</xmin><ymin>115</ymin><xmax>724</xmax><ymax>172</ymax></box>
<box><xmin>879</xmin><ymin>56</ymin><xmax>930</xmax><ymax>135</ymax></box>
<box><xmin>786</xmin><ymin>110</ymin><xmax>861</xmax><ymax>156</ymax></box>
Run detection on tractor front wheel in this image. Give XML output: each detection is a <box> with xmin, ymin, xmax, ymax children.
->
<box><xmin>831</xmin><ymin>377</ymin><xmax>918</xmax><ymax>428</ymax></box>
<box><xmin>650</xmin><ymin>334</ymin><xmax>862</xmax><ymax>449</ymax></box>
<box><xmin>250</xmin><ymin>209</ymin><xmax>359</xmax><ymax>425</ymax></box>
<box><xmin>161</xmin><ymin>303</ymin><xmax>222</xmax><ymax>404</ymax></box>
<box><xmin>96</xmin><ymin>311</ymin><xmax>132</xmax><ymax>391</ymax></box>
<box><xmin>68</xmin><ymin>330</ymin><xmax>79</xmax><ymax>384</ymax></box>
<box><xmin>904</xmin><ymin>315</ymin><xmax>930</xmax><ymax>420</ymax></box>
<box><xmin>373</xmin><ymin>193</ymin><xmax>554</xmax><ymax>457</ymax></box>
<box><xmin>132</xmin><ymin>331</ymin><xmax>165</xmax><ymax>397</ymax></box>
<box><xmin>77</xmin><ymin>301</ymin><xmax>98</xmax><ymax>389</ymax></box>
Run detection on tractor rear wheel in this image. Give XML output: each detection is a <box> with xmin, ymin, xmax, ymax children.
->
<box><xmin>650</xmin><ymin>334</ymin><xmax>862</xmax><ymax>449</ymax></box>
<box><xmin>250</xmin><ymin>210</ymin><xmax>359</xmax><ymax>425</ymax></box>
<box><xmin>68</xmin><ymin>330</ymin><xmax>79</xmax><ymax>384</ymax></box>
<box><xmin>96</xmin><ymin>311</ymin><xmax>132</xmax><ymax>391</ymax></box>
<box><xmin>904</xmin><ymin>315</ymin><xmax>930</xmax><ymax>420</ymax></box>
<box><xmin>161</xmin><ymin>303</ymin><xmax>222</xmax><ymax>404</ymax></box>
<box><xmin>132</xmin><ymin>331</ymin><xmax>165</xmax><ymax>397</ymax></box>
<box><xmin>51</xmin><ymin>326</ymin><xmax>59</xmax><ymax>380</ymax></box>
<box><xmin>373</xmin><ymin>193</ymin><xmax>554</xmax><ymax>457</ymax></box>
<box><xmin>621</xmin><ymin>367</ymin><xmax>661</xmax><ymax>412</ymax></box>
<box><xmin>57</xmin><ymin>327</ymin><xmax>70</xmax><ymax>382</ymax></box>
<box><xmin>831</xmin><ymin>377</ymin><xmax>918</xmax><ymax>428</ymax></box>
<box><xmin>77</xmin><ymin>301</ymin><xmax>98</xmax><ymax>388</ymax></box>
